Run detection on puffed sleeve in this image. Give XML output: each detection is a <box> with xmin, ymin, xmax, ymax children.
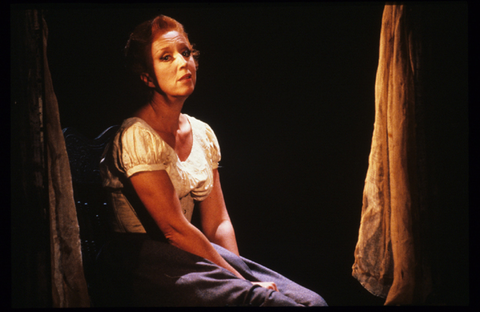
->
<box><xmin>115</xmin><ymin>122</ymin><xmax>171</xmax><ymax>178</ymax></box>
<box><xmin>204</xmin><ymin>123</ymin><xmax>221</xmax><ymax>169</ymax></box>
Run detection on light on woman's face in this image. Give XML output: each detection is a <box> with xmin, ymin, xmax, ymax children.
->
<box><xmin>149</xmin><ymin>30</ymin><xmax>197</xmax><ymax>98</ymax></box>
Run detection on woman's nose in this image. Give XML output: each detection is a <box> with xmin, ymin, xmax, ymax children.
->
<box><xmin>176</xmin><ymin>53</ymin><xmax>188</xmax><ymax>67</ymax></box>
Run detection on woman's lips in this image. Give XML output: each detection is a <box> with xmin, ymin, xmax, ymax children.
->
<box><xmin>179</xmin><ymin>74</ymin><xmax>192</xmax><ymax>81</ymax></box>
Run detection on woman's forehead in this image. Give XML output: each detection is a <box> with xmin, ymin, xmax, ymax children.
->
<box><xmin>152</xmin><ymin>30</ymin><xmax>190</xmax><ymax>50</ymax></box>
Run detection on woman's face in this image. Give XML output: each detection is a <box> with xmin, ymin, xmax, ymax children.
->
<box><xmin>146</xmin><ymin>30</ymin><xmax>197</xmax><ymax>98</ymax></box>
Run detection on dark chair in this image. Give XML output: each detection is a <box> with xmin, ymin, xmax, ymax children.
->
<box><xmin>62</xmin><ymin>125</ymin><xmax>119</xmax><ymax>305</ymax></box>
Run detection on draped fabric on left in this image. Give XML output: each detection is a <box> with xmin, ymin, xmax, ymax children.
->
<box><xmin>29</xmin><ymin>10</ymin><xmax>90</xmax><ymax>307</ymax></box>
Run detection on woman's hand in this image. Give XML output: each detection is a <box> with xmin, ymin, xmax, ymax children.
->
<box><xmin>252</xmin><ymin>281</ymin><xmax>278</xmax><ymax>291</ymax></box>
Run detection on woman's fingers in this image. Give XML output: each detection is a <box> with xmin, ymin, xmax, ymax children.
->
<box><xmin>251</xmin><ymin>281</ymin><xmax>278</xmax><ymax>291</ymax></box>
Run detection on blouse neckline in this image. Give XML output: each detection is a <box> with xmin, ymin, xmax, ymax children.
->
<box><xmin>126</xmin><ymin>115</ymin><xmax>195</xmax><ymax>163</ymax></box>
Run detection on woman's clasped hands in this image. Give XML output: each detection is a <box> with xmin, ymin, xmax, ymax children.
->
<box><xmin>252</xmin><ymin>281</ymin><xmax>278</xmax><ymax>291</ymax></box>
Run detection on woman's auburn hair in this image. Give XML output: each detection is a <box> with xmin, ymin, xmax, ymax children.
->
<box><xmin>125</xmin><ymin>14</ymin><xmax>199</xmax><ymax>77</ymax></box>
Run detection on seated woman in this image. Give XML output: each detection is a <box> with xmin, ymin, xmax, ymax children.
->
<box><xmin>98</xmin><ymin>14</ymin><xmax>327</xmax><ymax>307</ymax></box>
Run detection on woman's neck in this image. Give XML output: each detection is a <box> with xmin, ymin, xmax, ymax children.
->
<box><xmin>135</xmin><ymin>91</ymin><xmax>187</xmax><ymax>135</ymax></box>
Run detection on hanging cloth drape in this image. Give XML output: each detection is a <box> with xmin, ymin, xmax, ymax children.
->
<box><xmin>11</xmin><ymin>9</ymin><xmax>90</xmax><ymax>307</ymax></box>
<box><xmin>352</xmin><ymin>4</ymin><xmax>431</xmax><ymax>305</ymax></box>
<box><xmin>41</xmin><ymin>10</ymin><xmax>90</xmax><ymax>307</ymax></box>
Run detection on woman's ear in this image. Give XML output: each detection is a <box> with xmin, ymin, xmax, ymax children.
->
<box><xmin>140</xmin><ymin>73</ymin><xmax>155</xmax><ymax>88</ymax></box>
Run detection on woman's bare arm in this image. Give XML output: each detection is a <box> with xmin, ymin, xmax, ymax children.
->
<box><xmin>129</xmin><ymin>170</ymin><xmax>245</xmax><ymax>279</ymax></box>
<box><xmin>197</xmin><ymin>169</ymin><xmax>240</xmax><ymax>255</ymax></box>
<box><xmin>198</xmin><ymin>169</ymin><xmax>278</xmax><ymax>291</ymax></box>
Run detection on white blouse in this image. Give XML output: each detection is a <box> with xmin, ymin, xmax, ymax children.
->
<box><xmin>100</xmin><ymin>114</ymin><xmax>221</xmax><ymax>233</ymax></box>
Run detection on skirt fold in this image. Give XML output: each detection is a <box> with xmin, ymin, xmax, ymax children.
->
<box><xmin>95</xmin><ymin>233</ymin><xmax>327</xmax><ymax>307</ymax></box>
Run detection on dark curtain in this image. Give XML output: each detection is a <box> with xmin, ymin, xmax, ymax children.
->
<box><xmin>11</xmin><ymin>9</ymin><xmax>90</xmax><ymax>307</ymax></box>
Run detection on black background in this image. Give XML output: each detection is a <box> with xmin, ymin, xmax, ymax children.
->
<box><xmin>37</xmin><ymin>2</ymin><xmax>468</xmax><ymax>305</ymax></box>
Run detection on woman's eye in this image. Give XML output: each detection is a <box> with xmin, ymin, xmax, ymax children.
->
<box><xmin>182</xmin><ymin>49</ymin><xmax>191</xmax><ymax>57</ymax></box>
<box><xmin>160</xmin><ymin>55</ymin><xmax>171</xmax><ymax>61</ymax></box>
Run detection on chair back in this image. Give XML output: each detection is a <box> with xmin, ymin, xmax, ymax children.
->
<box><xmin>62</xmin><ymin>125</ymin><xmax>119</xmax><ymax>304</ymax></box>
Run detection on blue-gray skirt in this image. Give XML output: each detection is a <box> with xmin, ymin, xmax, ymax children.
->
<box><xmin>95</xmin><ymin>233</ymin><xmax>327</xmax><ymax>307</ymax></box>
